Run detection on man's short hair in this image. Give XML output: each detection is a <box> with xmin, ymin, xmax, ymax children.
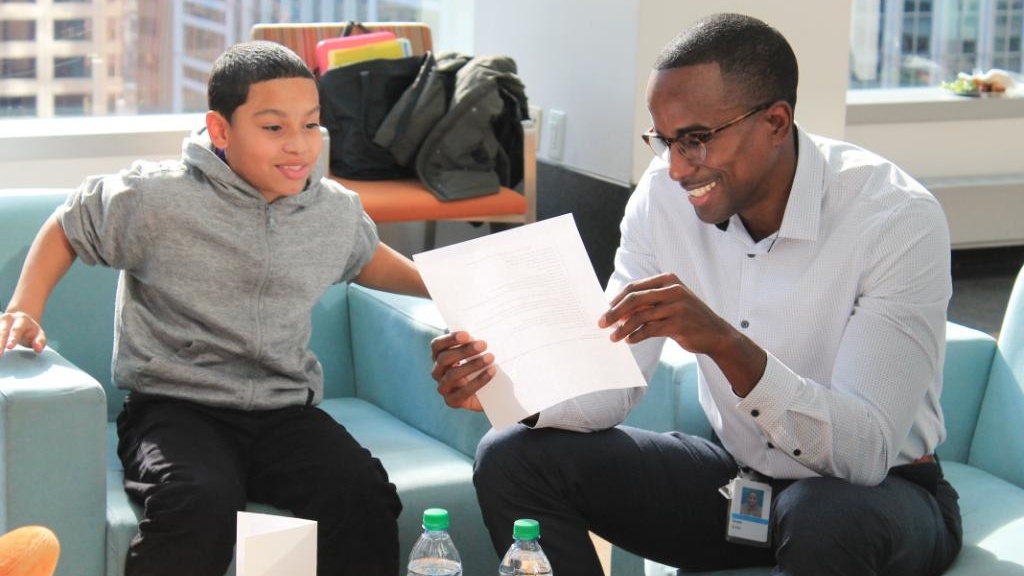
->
<box><xmin>208</xmin><ymin>41</ymin><xmax>316</xmax><ymax>121</ymax></box>
<box><xmin>654</xmin><ymin>13</ymin><xmax>798</xmax><ymax>112</ymax></box>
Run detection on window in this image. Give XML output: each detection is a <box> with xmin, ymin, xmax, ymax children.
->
<box><xmin>0</xmin><ymin>19</ymin><xmax>35</xmax><ymax>41</ymax></box>
<box><xmin>54</xmin><ymin>19</ymin><xmax>90</xmax><ymax>41</ymax></box>
<box><xmin>54</xmin><ymin>56</ymin><xmax>91</xmax><ymax>78</ymax></box>
<box><xmin>0</xmin><ymin>95</ymin><xmax>36</xmax><ymax>115</ymax></box>
<box><xmin>1</xmin><ymin>0</ymin><xmax>457</xmax><ymax>118</ymax></box>
<box><xmin>54</xmin><ymin>93</ymin><xmax>88</xmax><ymax>115</ymax></box>
<box><xmin>1</xmin><ymin>57</ymin><xmax>35</xmax><ymax>78</ymax></box>
<box><xmin>850</xmin><ymin>0</ymin><xmax>1024</xmax><ymax>89</ymax></box>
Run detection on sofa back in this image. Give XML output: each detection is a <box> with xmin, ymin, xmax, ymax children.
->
<box><xmin>937</xmin><ymin>322</ymin><xmax>998</xmax><ymax>464</ymax></box>
<box><xmin>0</xmin><ymin>189</ymin><xmax>359</xmax><ymax>421</ymax></box>
<box><xmin>965</xmin><ymin>266</ymin><xmax>1024</xmax><ymax>488</ymax></box>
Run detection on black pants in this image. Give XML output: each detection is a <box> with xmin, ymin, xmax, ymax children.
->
<box><xmin>116</xmin><ymin>393</ymin><xmax>402</xmax><ymax>576</ymax></box>
<box><xmin>474</xmin><ymin>424</ymin><xmax>963</xmax><ymax>576</ymax></box>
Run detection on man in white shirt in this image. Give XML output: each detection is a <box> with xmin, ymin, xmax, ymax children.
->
<box><xmin>430</xmin><ymin>13</ymin><xmax>962</xmax><ymax>575</ymax></box>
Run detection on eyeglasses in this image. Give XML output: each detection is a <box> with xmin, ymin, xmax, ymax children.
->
<box><xmin>641</xmin><ymin>102</ymin><xmax>773</xmax><ymax>165</ymax></box>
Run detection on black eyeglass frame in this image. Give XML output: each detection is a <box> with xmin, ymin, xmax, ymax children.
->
<box><xmin>641</xmin><ymin>101</ymin><xmax>775</xmax><ymax>165</ymax></box>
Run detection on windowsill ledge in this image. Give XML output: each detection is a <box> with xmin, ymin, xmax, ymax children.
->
<box><xmin>846</xmin><ymin>87</ymin><xmax>1024</xmax><ymax>125</ymax></box>
<box><xmin>0</xmin><ymin>113</ymin><xmax>205</xmax><ymax>162</ymax></box>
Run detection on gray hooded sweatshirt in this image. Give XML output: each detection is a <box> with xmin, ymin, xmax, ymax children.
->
<box><xmin>57</xmin><ymin>128</ymin><xmax>379</xmax><ymax>410</ymax></box>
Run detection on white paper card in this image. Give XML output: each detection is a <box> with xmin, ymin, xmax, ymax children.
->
<box><xmin>237</xmin><ymin>512</ymin><xmax>317</xmax><ymax>576</ymax></box>
<box><xmin>413</xmin><ymin>214</ymin><xmax>646</xmax><ymax>428</ymax></box>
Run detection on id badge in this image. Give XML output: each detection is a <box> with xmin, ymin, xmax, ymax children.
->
<box><xmin>721</xmin><ymin>476</ymin><xmax>772</xmax><ymax>547</ymax></box>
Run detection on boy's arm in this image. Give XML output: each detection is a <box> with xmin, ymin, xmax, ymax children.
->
<box><xmin>1</xmin><ymin>215</ymin><xmax>77</xmax><ymax>355</ymax></box>
<box><xmin>353</xmin><ymin>243</ymin><xmax>429</xmax><ymax>297</ymax></box>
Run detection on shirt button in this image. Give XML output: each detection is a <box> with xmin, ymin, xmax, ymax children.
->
<box><xmin>747</xmin><ymin>253</ymin><xmax>755</xmax><ymax>258</ymax></box>
<box><xmin>793</xmin><ymin>449</ymin><xmax>802</xmax><ymax>456</ymax></box>
<box><xmin>767</xmin><ymin>442</ymin><xmax>774</xmax><ymax>449</ymax></box>
<box><xmin>740</xmin><ymin>320</ymin><xmax>750</xmax><ymax>329</ymax></box>
<box><xmin>751</xmin><ymin>409</ymin><xmax>760</xmax><ymax>417</ymax></box>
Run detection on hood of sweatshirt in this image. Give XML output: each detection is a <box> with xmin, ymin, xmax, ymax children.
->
<box><xmin>180</xmin><ymin>127</ymin><xmax>328</xmax><ymax>208</ymax></box>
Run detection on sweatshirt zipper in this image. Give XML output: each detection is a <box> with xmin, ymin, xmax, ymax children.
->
<box><xmin>248</xmin><ymin>204</ymin><xmax>274</xmax><ymax>408</ymax></box>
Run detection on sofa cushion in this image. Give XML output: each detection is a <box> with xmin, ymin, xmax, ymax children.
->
<box><xmin>347</xmin><ymin>285</ymin><xmax>492</xmax><ymax>459</ymax></box>
<box><xmin>943</xmin><ymin>461</ymin><xmax>1024</xmax><ymax>573</ymax></box>
<box><xmin>103</xmin><ymin>397</ymin><xmax>495</xmax><ymax>576</ymax></box>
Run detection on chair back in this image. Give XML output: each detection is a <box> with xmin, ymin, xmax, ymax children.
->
<box><xmin>966</xmin><ymin>265</ymin><xmax>1024</xmax><ymax>487</ymax></box>
<box><xmin>251</xmin><ymin>22</ymin><xmax>433</xmax><ymax>75</ymax></box>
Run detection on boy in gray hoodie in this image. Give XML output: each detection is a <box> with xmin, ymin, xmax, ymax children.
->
<box><xmin>0</xmin><ymin>41</ymin><xmax>427</xmax><ymax>576</ymax></box>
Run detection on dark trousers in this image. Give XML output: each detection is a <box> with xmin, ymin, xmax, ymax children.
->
<box><xmin>116</xmin><ymin>393</ymin><xmax>402</xmax><ymax>576</ymax></box>
<box><xmin>474</xmin><ymin>425</ymin><xmax>962</xmax><ymax>576</ymax></box>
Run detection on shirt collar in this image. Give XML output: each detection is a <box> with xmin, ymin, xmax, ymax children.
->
<box><xmin>715</xmin><ymin>125</ymin><xmax>824</xmax><ymax>243</ymax></box>
<box><xmin>776</xmin><ymin>125</ymin><xmax>823</xmax><ymax>242</ymax></box>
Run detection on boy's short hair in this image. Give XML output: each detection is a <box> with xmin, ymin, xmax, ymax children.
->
<box><xmin>208</xmin><ymin>41</ymin><xmax>316</xmax><ymax>121</ymax></box>
<box><xmin>655</xmin><ymin>13</ymin><xmax>799</xmax><ymax>112</ymax></box>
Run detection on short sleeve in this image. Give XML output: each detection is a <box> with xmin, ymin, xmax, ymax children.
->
<box><xmin>56</xmin><ymin>168</ymin><xmax>149</xmax><ymax>271</ymax></box>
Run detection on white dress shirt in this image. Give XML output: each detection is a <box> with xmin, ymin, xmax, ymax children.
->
<box><xmin>535</xmin><ymin>128</ymin><xmax>951</xmax><ymax>486</ymax></box>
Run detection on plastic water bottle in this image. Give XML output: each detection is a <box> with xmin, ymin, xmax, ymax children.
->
<box><xmin>498</xmin><ymin>518</ymin><xmax>553</xmax><ymax>575</ymax></box>
<box><xmin>407</xmin><ymin>507</ymin><xmax>462</xmax><ymax>576</ymax></box>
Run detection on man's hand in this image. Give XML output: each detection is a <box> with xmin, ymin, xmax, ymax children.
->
<box><xmin>0</xmin><ymin>311</ymin><xmax>47</xmax><ymax>355</ymax></box>
<box><xmin>430</xmin><ymin>331</ymin><xmax>495</xmax><ymax>412</ymax></box>
<box><xmin>598</xmin><ymin>273</ymin><xmax>767</xmax><ymax>397</ymax></box>
<box><xmin>598</xmin><ymin>273</ymin><xmax>731</xmax><ymax>354</ymax></box>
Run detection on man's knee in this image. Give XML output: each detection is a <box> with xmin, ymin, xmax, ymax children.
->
<box><xmin>473</xmin><ymin>425</ymin><xmax>533</xmax><ymax>490</ymax></box>
<box><xmin>772</xmin><ymin>478</ymin><xmax>895</xmax><ymax>573</ymax></box>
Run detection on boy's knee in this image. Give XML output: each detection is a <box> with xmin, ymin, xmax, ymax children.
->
<box><xmin>148</xmin><ymin>476</ymin><xmax>244</xmax><ymax>528</ymax></box>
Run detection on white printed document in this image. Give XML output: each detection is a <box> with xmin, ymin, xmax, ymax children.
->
<box><xmin>413</xmin><ymin>214</ymin><xmax>646</xmax><ymax>429</ymax></box>
<box><xmin>237</xmin><ymin>512</ymin><xmax>317</xmax><ymax>576</ymax></box>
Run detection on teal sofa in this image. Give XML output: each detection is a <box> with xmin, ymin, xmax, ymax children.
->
<box><xmin>628</xmin><ymin>268</ymin><xmax>1024</xmax><ymax>575</ymax></box>
<box><xmin>0</xmin><ymin>189</ymin><xmax>495</xmax><ymax>576</ymax></box>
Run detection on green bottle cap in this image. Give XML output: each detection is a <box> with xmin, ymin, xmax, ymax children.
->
<box><xmin>422</xmin><ymin>508</ymin><xmax>450</xmax><ymax>531</ymax></box>
<box><xmin>512</xmin><ymin>518</ymin><xmax>540</xmax><ymax>540</ymax></box>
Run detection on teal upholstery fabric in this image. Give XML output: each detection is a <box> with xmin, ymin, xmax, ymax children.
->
<box><xmin>624</xmin><ymin>344</ymin><xmax>705</xmax><ymax>437</ymax></box>
<box><xmin>937</xmin><ymin>323</ymin><xmax>997</xmax><ymax>464</ymax></box>
<box><xmin>0</xmin><ymin>347</ymin><xmax>107</xmax><ymax>576</ymax></box>
<box><xmin>348</xmin><ymin>285</ymin><xmax>493</xmax><ymax>459</ymax></box>
<box><xmin>969</xmin><ymin>270</ymin><xmax>1024</xmax><ymax>488</ymax></box>
<box><xmin>0</xmin><ymin>189</ymin><xmax>121</xmax><ymax>419</ymax></box>
<box><xmin>0</xmin><ymin>189</ymin><xmax>495</xmax><ymax>576</ymax></box>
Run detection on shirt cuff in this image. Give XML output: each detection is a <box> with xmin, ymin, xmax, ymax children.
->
<box><xmin>736</xmin><ymin>352</ymin><xmax>804</xmax><ymax>447</ymax></box>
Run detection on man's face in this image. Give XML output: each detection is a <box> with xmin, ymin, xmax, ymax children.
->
<box><xmin>645</xmin><ymin>62</ymin><xmax>788</xmax><ymax>236</ymax></box>
<box><xmin>207</xmin><ymin>77</ymin><xmax>322</xmax><ymax>203</ymax></box>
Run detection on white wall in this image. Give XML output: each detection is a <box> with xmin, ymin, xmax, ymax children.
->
<box><xmin>473</xmin><ymin>0</ymin><xmax>640</xmax><ymax>185</ymax></box>
<box><xmin>474</xmin><ymin>0</ymin><xmax>851</xmax><ymax>186</ymax></box>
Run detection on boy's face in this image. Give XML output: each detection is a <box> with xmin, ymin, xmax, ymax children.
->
<box><xmin>206</xmin><ymin>77</ymin><xmax>322</xmax><ymax>203</ymax></box>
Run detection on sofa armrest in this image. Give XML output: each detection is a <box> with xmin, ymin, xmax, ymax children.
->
<box><xmin>0</xmin><ymin>346</ymin><xmax>107</xmax><ymax>576</ymax></box>
<box><xmin>939</xmin><ymin>321</ymin><xmax>998</xmax><ymax>464</ymax></box>
<box><xmin>347</xmin><ymin>285</ymin><xmax>491</xmax><ymax>459</ymax></box>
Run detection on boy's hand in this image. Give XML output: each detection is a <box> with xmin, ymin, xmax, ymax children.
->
<box><xmin>430</xmin><ymin>331</ymin><xmax>495</xmax><ymax>412</ymax></box>
<box><xmin>0</xmin><ymin>311</ymin><xmax>47</xmax><ymax>355</ymax></box>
